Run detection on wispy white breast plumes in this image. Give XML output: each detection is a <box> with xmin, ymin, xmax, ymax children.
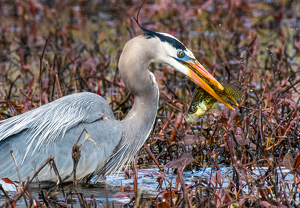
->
<box><xmin>93</xmin><ymin>72</ymin><xmax>159</xmax><ymax>181</ymax></box>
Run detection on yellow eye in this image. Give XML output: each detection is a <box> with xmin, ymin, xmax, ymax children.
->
<box><xmin>177</xmin><ymin>51</ymin><xmax>185</xmax><ymax>58</ymax></box>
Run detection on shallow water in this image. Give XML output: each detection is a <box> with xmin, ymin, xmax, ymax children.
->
<box><xmin>0</xmin><ymin>166</ymin><xmax>293</xmax><ymax>207</ymax></box>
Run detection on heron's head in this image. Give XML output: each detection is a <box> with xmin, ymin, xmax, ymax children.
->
<box><xmin>143</xmin><ymin>29</ymin><xmax>234</xmax><ymax>110</ymax></box>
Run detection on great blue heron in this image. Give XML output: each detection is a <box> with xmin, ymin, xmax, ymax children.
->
<box><xmin>0</xmin><ymin>21</ymin><xmax>234</xmax><ymax>182</ymax></box>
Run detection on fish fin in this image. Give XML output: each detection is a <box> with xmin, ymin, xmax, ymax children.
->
<box><xmin>210</xmin><ymin>103</ymin><xmax>221</xmax><ymax>112</ymax></box>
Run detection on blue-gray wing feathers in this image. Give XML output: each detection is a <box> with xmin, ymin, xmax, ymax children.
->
<box><xmin>0</xmin><ymin>92</ymin><xmax>122</xmax><ymax>181</ymax></box>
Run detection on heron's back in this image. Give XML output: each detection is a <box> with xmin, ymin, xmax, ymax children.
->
<box><xmin>0</xmin><ymin>92</ymin><xmax>122</xmax><ymax>181</ymax></box>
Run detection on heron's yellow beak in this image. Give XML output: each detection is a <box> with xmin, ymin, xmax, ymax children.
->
<box><xmin>183</xmin><ymin>59</ymin><xmax>235</xmax><ymax>110</ymax></box>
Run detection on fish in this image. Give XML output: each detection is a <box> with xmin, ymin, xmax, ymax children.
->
<box><xmin>184</xmin><ymin>83</ymin><xmax>244</xmax><ymax>123</ymax></box>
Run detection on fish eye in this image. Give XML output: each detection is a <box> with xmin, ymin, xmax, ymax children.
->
<box><xmin>177</xmin><ymin>51</ymin><xmax>185</xmax><ymax>58</ymax></box>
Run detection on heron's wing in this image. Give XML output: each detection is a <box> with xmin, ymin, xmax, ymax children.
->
<box><xmin>0</xmin><ymin>92</ymin><xmax>116</xmax><ymax>160</ymax></box>
<box><xmin>0</xmin><ymin>118</ymin><xmax>122</xmax><ymax>181</ymax></box>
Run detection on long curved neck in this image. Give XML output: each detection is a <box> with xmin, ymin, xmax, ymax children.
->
<box><xmin>118</xmin><ymin>36</ymin><xmax>160</xmax><ymax>139</ymax></box>
<box><xmin>97</xmin><ymin>35</ymin><xmax>161</xmax><ymax>176</ymax></box>
<box><xmin>121</xmin><ymin>74</ymin><xmax>159</xmax><ymax>138</ymax></box>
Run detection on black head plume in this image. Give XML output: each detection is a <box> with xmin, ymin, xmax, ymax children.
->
<box><xmin>133</xmin><ymin>0</ymin><xmax>147</xmax><ymax>30</ymax></box>
<box><xmin>133</xmin><ymin>1</ymin><xmax>186</xmax><ymax>51</ymax></box>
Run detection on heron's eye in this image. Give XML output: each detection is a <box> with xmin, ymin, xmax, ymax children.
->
<box><xmin>177</xmin><ymin>51</ymin><xmax>185</xmax><ymax>58</ymax></box>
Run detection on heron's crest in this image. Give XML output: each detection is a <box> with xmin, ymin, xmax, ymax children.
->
<box><xmin>133</xmin><ymin>1</ymin><xmax>187</xmax><ymax>51</ymax></box>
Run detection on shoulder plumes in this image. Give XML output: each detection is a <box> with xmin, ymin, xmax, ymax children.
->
<box><xmin>0</xmin><ymin>93</ymin><xmax>113</xmax><ymax>162</ymax></box>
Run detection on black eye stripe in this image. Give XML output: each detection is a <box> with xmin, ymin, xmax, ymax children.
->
<box><xmin>143</xmin><ymin>31</ymin><xmax>187</xmax><ymax>51</ymax></box>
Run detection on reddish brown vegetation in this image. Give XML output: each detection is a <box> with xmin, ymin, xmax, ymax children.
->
<box><xmin>1</xmin><ymin>0</ymin><xmax>300</xmax><ymax>207</ymax></box>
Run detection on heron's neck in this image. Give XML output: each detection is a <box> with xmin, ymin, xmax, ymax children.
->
<box><xmin>116</xmin><ymin>35</ymin><xmax>161</xmax><ymax>147</ymax></box>
<box><xmin>97</xmin><ymin>71</ymin><xmax>159</xmax><ymax>177</ymax></box>
<box><xmin>121</xmin><ymin>72</ymin><xmax>159</xmax><ymax>140</ymax></box>
<box><xmin>100</xmin><ymin>36</ymin><xmax>160</xmax><ymax>176</ymax></box>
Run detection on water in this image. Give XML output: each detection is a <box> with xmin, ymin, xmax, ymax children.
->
<box><xmin>1</xmin><ymin>166</ymin><xmax>293</xmax><ymax>207</ymax></box>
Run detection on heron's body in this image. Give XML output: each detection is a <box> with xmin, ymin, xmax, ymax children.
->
<box><xmin>0</xmin><ymin>36</ymin><xmax>159</xmax><ymax>181</ymax></box>
<box><xmin>0</xmin><ymin>29</ymin><xmax>234</xmax><ymax>182</ymax></box>
<box><xmin>0</xmin><ymin>93</ymin><xmax>123</xmax><ymax>181</ymax></box>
